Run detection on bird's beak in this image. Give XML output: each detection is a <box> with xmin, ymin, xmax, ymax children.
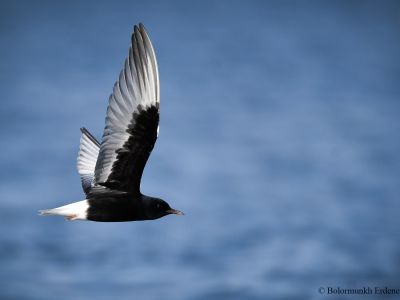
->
<box><xmin>166</xmin><ymin>209</ymin><xmax>184</xmax><ymax>215</ymax></box>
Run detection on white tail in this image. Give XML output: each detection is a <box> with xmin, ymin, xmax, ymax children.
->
<box><xmin>39</xmin><ymin>200</ymin><xmax>89</xmax><ymax>221</ymax></box>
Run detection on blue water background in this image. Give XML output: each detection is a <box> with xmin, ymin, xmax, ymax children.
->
<box><xmin>0</xmin><ymin>1</ymin><xmax>399</xmax><ymax>299</ymax></box>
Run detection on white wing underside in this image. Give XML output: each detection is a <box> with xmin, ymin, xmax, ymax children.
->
<box><xmin>93</xmin><ymin>24</ymin><xmax>160</xmax><ymax>185</ymax></box>
<box><xmin>77</xmin><ymin>128</ymin><xmax>100</xmax><ymax>194</ymax></box>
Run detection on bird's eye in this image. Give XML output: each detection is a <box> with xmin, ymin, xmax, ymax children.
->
<box><xmin>157</xmin><ymin>204</ymin><xmax>160</xmax><ymax>209</ymax></box>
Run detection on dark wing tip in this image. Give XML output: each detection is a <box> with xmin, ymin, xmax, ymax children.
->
<box><xmin>80</xmin><ymin>127</ymin><xmax>101</xmax><ymax>147</ymax></box>
<box><xmin>134</xmin><ymin>23</ymin><xmax>148</xmax><ymax>40</ymax></box>
<box><xmin>138</xmin><ymin>23</ymin><xmax>149</xmax><ymax>41</ymax></box>
<box><xmin>132</xmin><ymin>24</ymin><xmax>142</xmax><ymax>47</ymax></box>
<box><xmin>134</xmin><ymin>24</ymin><xmax>140</xmax><ymax>36</ymax></box>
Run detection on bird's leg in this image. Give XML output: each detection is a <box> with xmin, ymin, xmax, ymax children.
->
<box><xmin>65</xmin><ymin>214</ymin><xmax>78</xmax><ymax>221</ymax></box>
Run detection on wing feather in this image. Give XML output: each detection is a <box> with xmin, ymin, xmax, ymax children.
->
<box><xmin>94</xmin><ymin>23</ymin><xmax>159</xmax><ymax>194</ymax></box>
<box><xmin>77</xmin><ymin>128</ymin><xmax>100</xmax><ymax>195</ymax></box>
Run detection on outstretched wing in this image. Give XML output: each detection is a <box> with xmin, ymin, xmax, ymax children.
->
<box><xmin>94</xmin><ymin>23</ymin><xmax>160</xmax><ymax>195</ymax></box>
<box><xmin>77</xmin><ymin>127</ymin><xmax>100</xmax><ymax>195</ymax></box>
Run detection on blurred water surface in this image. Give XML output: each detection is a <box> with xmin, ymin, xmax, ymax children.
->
<box><xmin>0</xmin><ymin>1</ymin><xmax>399</xmax><ymax>299</ymax></box>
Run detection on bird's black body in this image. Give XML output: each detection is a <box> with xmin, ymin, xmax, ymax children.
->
<box><xmin>87</xmin><ymin>193</ymin><xmax>171</xmax><ymax>222</ymax></box>
<box><xmin>85</xmin><ymin>103</ymin><xmax>179</xmax><ymax>222</ymax></box>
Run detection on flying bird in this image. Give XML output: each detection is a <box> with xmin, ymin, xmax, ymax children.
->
<box><xmin>39</xmin><ymin>24</ymin><xmax>183</xmax><ymax>222</ymax></box>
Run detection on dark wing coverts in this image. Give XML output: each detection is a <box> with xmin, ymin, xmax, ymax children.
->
<box><xmin>94</xmin><ymin>24</ymin><xmax>160</xmax><ymax>195</ymax></box>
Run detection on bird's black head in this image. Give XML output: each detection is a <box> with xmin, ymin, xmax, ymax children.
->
<box><xmin>146</xmin><ymin>197</ymin><xmax>184</xmax><ymax>220</ymax></box>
